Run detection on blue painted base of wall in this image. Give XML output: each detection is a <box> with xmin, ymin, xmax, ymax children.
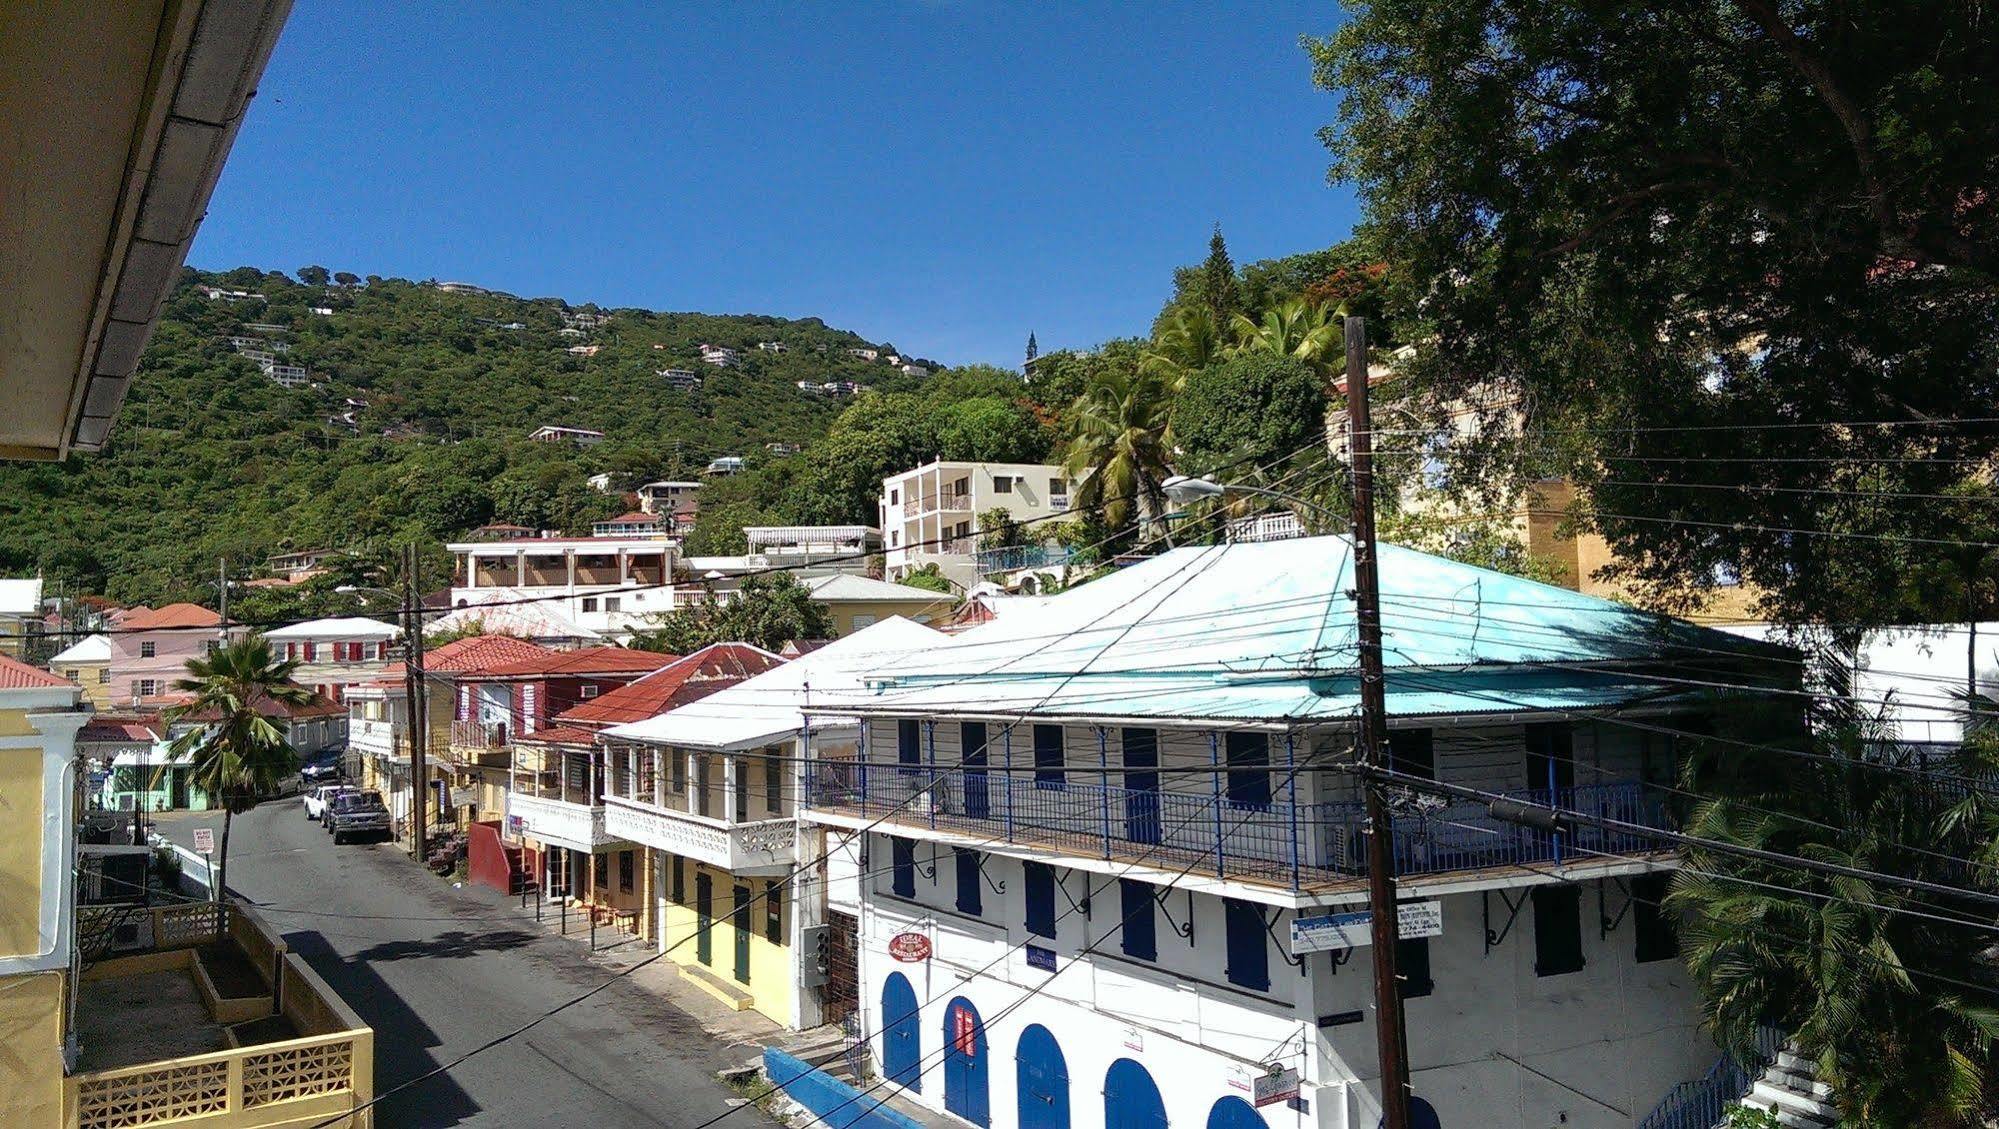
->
<box><xmin>765</xmin><ymin>1048</ymin><xmax>927</xmax><ymax>1129</ymax></box>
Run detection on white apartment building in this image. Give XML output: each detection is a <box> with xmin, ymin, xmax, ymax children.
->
<box><xmin>261</xmin><ymin>616</ymin><xmax>400</xmax><ymax>702</ymax></box>
<box><xmin>798</xmin><ymin>537</ymin><xmax>1790</xmax><ymax>1129</ymax></box>
<box><xmin>659</xmin><ymin>368</ymin><xmax>703</xmax><ymax>390</ymax></box>
<box><xmin>446</xmin><ymin>534</ymin><xmax>683</xmax><ymax>640</ymax></box>
<box><xmin>743</xmin><ymin>526</ymin><xmax>880</xmax><ymax>572</ymax></box>
<box><xmin>879</xmin><ymin>461</ymin><xmax>1072</xmax><ymax>591</ymax></box>
<box><xmin>699</xmin><ymin>344</ymin><xmax>742</xmax><ymax>368</ymax></box>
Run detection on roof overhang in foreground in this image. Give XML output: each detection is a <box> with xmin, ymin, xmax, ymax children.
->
<box><xmin>1</xmin><ymin>0</ymin><xmax>292</xmax><ymax>459</ymax></box>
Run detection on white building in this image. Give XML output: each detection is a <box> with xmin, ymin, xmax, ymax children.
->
<box><xmin>706</xmin><ymin>456</ymin><xmax>745</xmax><ymax>477</ymax></box>
<box><xmin>758</xmin><ymin>341</ymin><xmax>789</xmax><ymax>354</ymax></box>
<box><xmin>638</xmin><ymin>480</ymin><xmax>702</xmax><ymax>517</ymax></box>
<box><xmin>658</xmin><ymin>368</ymin><xmax>703</xmax><ymax>390</ymax></box>
<box><xmin>265</xmin><ymin>363</ymin><xmax>309</xmax><ymax>388</ymax></box>
<box><xmin>743</xmin><ymin>525</ymin><xmax>880</xmax><ymax>570</ymax></box>
<box><xmin>594</xmin><ymin>512</ymin><xmax>663</xmax><ymax>538</ymax></box>
<box><xmin>528</xmin><ymin>425</ymin><xmax>606</xmax><ymax>446</ymax></box>
<box><xmin>699</xmin><ymin>344</ymin><xmax>742</xmax><ymax>368</ymax></box>
<box><xmin>1721</xmin><ymin>620</ymin><xmax>1999</xmax><ymax>748</ymax></box>
<box><xmin>879</xmin><ymin>461</ymin><xmax>1072</xmax><ymax>592</ymax></box>
<box><xmin>446</xmin><ymin>534</ymin><xmax>682</xmax><ymax>640</ymax></box>
<box><xmin>259</xmin><ymin>616</ymin><xmax>401</xmax><ymax>702</ymax></box>
<box><xmin>567</xmin><ymin>344</ymin><xmax>603</xmax><ymax>357</ymax></box>
<box><xmin>798</xmin><ymin>537</ymin><xmax>1790</xmax><ymax>1129</ymax></box>
<box><xmin>847</xmin><ymin>347</ymin><xmax>880</xmax><ymax>361</ymax></box>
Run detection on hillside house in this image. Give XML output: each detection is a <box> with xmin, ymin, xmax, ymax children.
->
<box><xmin>880</xmin><ymin>460</ymin><xmax>1075</xmax><ymax>592</ymax></box>
<box><xmin>638</xmin><ymin>480</ymin><xmax>701</xmax><ymax>517</ymax></box>
<box><xmin>107</xmin><ymin>603</ymin><xmax>242</xmax><ymax>705</ymax></box>
<box><xmin>658</xmin><ymin>368</ymin><xmax>703</xmax><ymax>390</ymax></box>
<box><xmin>446</xmin><ymin>534</ymin><xmax>682</xmax><ymax>640</ymax></box>
<box><xmin>260</xmin><ymin>616</ymin><xmax>400</xmax><ymax>701</ymax></box>
<box><xmin>528</xmin><ymin>425</ymin><xmax>606</xmax><ymax>446</ymax></box>
<box><xmin>593</xmin><ymin>512</ymin><xmax>663</xmax><ymax>538</ymax></box>
<box><xmin>698</xmin><ymin>344</ymin><xmax>742</xmax><ymax>368</ymax></box>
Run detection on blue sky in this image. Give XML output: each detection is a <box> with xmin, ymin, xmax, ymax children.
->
<box><xmin>193</xmin><ymin>3</ymin><xmax>1358</xmax><ymax>368</ymax></box>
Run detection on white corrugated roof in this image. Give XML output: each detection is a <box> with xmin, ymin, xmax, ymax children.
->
<box><xmin>51</xmin><ymin>633</ymin><xmax>111</xmax><ymax>663</ymax></box>
<box><xmin>804</xmin><ymin>574</ymin><xmax>956</xmax><ymax>604</ymax></box>
<box><xmin>261</xmin><ymin>616</ymin><xmax>401</xmax><ymax>640</ymax></box>
<box><xmin>0</xmin><ymin>578</ymin><xmax>43</xmax><ymax>616</ymax></box>
<box><xmin>603</xmin><ymin>617</ymin><xmax>942</xmax><ymax>750</ymax></box>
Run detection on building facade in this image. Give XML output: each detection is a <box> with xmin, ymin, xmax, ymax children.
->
<box><xmin>106</xmin><ymin>603</ymin><xmax>237</xmax><ymax>705</ymax></box>
<box><xmin>49</xmin><ymin>633</ymin><xmax>113</xmax><ymax>708</ymax></box>
<box><xmin>261</xmin><ymin>616</ymin><xmax>400</xmax><ymax>702</ymax></box>
<box><xmin>446</xmin><ymin>534</ymin><xmax>681</xmax><ymax>640</ymax></box>
<box><xmin>879</xmin><ymin>461</ymin><xmax>1072</xmax><ymax>592</ymax></box>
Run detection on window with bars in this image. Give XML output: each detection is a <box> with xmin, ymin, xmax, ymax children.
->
<box><xmin>619</xmin><ymin>850</ymin><xmax>635</xmax><ymax>892</ymax></box>
<box><xmin>635</xmin><ymin>748</ymin><xmax>657</xmax><ymax>801</ymax></box>
<box><xmin>764</xmin><ymin>752</ymin><xmax>782</xmax><ymax>814</ymax></box>
<box><xmin>139</xmin><ymin>642</ymin><xmax>156</xmax><ymax>658</ymax></box>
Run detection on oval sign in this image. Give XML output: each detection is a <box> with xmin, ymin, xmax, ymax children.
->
<box><xmin>887</xmin><ymin>932</ymin><xmax>932</xmax><ymax>962</ymax></box>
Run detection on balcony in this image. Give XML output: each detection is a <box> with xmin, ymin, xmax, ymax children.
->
<box><xmin>603</xmin><ymin>796</ymin><xmax>797</xmax><ymax>875</ymax></box>
<box><xmin>901</xmin><ymin>492</ymin><xmax>971</xmax><ymax>517</ymax></box>
<box><xmin>349</xmin><ymin>717</ymin><xmax>399</xmax><ymax>758</ymax></box>
<box><xmin>448</xmin><ymin>720</ymin><xmax>515</xmax><ymax>768</ymax></box>
<box><xmin>506</xmin><ymin>789</ymin><xmax>622</xmax><ymax>853</ymax></box>
<box><xmin>976</xmin><ymin>544</ymin><xmax>1072</xmax><ymax>576</ymax></box>
<box><xmin>803</xmin><ymin>762</ymin><xmax>1666</xmax><ymax>892</ymax></box>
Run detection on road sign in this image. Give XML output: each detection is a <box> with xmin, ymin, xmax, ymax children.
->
<box><xmin>192</xmin><ymin>827</ymin><xmax>215</xmax><ymax>854</ymax></box>
<box><xmin>1291</xmin><ymin>900</ymin><xmax>1442</xmax><ymax>953</ymax></box>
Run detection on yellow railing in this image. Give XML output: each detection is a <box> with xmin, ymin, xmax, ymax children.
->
<box><xmin>69</xmin><ymin>1028</ymin><xmax>373</xmax><ymax>1129</ymax></box>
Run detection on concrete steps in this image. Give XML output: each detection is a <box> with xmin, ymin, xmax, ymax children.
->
<box><xmin>1738</xmin><ymin>1046</ymin><xmax>1837</xmax><ymax>1128</ymax></box>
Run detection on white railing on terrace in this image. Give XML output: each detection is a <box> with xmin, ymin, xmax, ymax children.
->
<box><xmin>1226</xmin><ymin>511</ymin><xmax>1306</xmax><ymax>544</ymax></box>
<box><xmin>602</xmin><ymin>796</ymin><xmax>796</xmax><ymax>873</ymax></box>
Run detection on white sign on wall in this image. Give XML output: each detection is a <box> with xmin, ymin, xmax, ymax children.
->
<box><xmin>192</xmin><ymin>827</ymin><xmax>215</xmax><ymax>854</ymax></box>
<box><xmin>1290</xmin><ymin>901</ymin><xmax>1443</xmax><ymax>954</ymax></box>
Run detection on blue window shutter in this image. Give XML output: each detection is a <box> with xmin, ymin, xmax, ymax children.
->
<box><xmin>892</xmin><ymin>838</ymin><xmax>915</xmax><ymax>897</ymax></box>
<box><xmin>955</xmin><ymin>848</ymin><xmax>982</xmax><ymax>916</ymax></box>
<box><xmin>1224</xmin><ymin>898</ymin><xmax>1269</xmax><ymax>990</ymax></box>
<box><xmin>1033</xmin><ymin>725</ymin><xmax>1065</xmax><ymax>788</ymax></box>
<box><xmin>1024</xmin><ymin>862</ymin><xmax>1055</xmax><ymax>938</ymax></box>
<box><xmin>1119</xmin><ymin>879</ymin><xmax>1156</xmax><ymax>961</ymax></box>
<box><xmin>1225</xmin><ymin>733</ymin><xmax>1271</xmax><ymax>808</ymax></box>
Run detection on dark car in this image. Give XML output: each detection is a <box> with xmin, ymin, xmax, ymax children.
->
<box><xmin>299</xmin><ymin>749</ymin><xmax>344</xmax><ymax>784</ymax></box>
<box><xmin>327</xmin><ymin>790</ymin><xmax>392</xmax><ymax>844</ymax></box>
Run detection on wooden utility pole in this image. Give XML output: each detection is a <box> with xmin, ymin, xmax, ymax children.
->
<box><xmin>1345</xmin><ymin>316</ymin><xmax>1413</xmax><ymax>1129</ymax></box>
<box><xmin>403</xmin><ymin>543</ymin><xmax>431</xmax><ymax>865</ymax></box>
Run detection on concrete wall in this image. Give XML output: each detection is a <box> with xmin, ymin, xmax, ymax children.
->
<box><xmin>0</xmin><ymin>969</ymin><xmax>64</xmax><ymax>1125</ymax></box>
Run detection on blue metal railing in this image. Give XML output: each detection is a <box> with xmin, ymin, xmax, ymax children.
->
<box><xmin>1637</xmin><ymin>1026</ymin><xmax>1787</xmax><ymax>1129</ymax></box>
<box><xmin>975</xmin><ymin>545</ymin><xmax>1072</xmax><ymax>575</ymax></box>
<box><xmin>804</xmin><ymin>760</ymin><xmax>1664</xmax><ymax>890</ymax></box>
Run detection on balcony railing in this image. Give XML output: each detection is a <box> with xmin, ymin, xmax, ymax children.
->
<box><xmin>976</xmin><ymin>544</ymin><xmax>1072</xmax><ymax>575</ymax></box>
<box><xmin>803</xmin><ymin>762</ymin><xmax>1666</xmax><ymax>891</ymax></box>
<box><xmin>450</xmin><ymin>719</ymin><xmax>509</xmax><ymax>749</ymax></box>
<box><xmin>506</xmin><ymin>790</ymin><xmax>618</xmax><ymax>852</ymax></box>
<box><xmin>603</xmin><ymin>797</ymin><xmax>796</xmax><ymax>874</ymax></box>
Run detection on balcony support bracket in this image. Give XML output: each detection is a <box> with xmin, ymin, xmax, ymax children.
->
<box><xmin>1056</xmin><ymin>871</ymin><xmax>1091</xmax><ymax>919</ymax></box>
<box><xmin>1264</xmin><ymin>911</ymin><xmax>1305</xmax><ymax>971</ymax></box>
<box><xmin>1483</xmin><ymin>888</ymin><xmax>1528</xmax><ymax>955</ymax></box>
<box><xmin>977</xmin><ymin>853</ymin><xmax>1007</xmax><ymax>897</ymax></box>
<box><xmin>1599</xmin><ymin>877</ymin><xmax>1632</xmax><ymax>940</ymax></box>
<box><xmin>917</xmin><ymin>845</ymin><xmax>938</xmax><ymax>882</ymax></box>
<box><xmin>1155</xmin><ymin>887</ymin><xmax>1194</xmax><ymax>945</ymax></box>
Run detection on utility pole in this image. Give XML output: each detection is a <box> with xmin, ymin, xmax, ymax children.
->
<box><xmin>1345</xmin><ymin>315</ymin><xmax>1412</xmax><ymax>1129</ymax></box>
<box><xmin>216</xmin><ymin>556</ymin><xmax>229</xmax><ymax>636</ymax></box>
<box><xmin>403</xmin><ymin>543</ymin><xmax>431</xmax><ymax>865</ymax></box>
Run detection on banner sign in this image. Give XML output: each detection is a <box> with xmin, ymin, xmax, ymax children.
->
<box><xmin>1291</xmin><ymin>901</ymin><xmax>1443</xmax><ymax>954</ymax></box>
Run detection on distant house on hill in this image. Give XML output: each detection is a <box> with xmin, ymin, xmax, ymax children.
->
<box><xmin>591</xmin><ymin>512</ymin><xmax>662</xmax><ymax>538</ymax></box>
<box><xmin>657</xmin><ymin>368</ymin><xmax>702</xmax><ymax>390</ymax></box>
<box><xmin>697</xmin><ymin>344</ymin><xmax>741</xmax><ymax>368</ymax></box>
<box><xmin>757</xmin><ymin>341</ymin><xmax>787</xmax><ymax>353</ymax></box>
<box><xmin>846</xmin><ymin>347</ymin><xmax>879</xmax><ymax>361</ymax></box>
<box><xmin>469</xmin><ymin>523</ymin><xmax>539</xmax><ymax>542</ymax></box>
<box><xmin>704</xmin><ymin>456</ymin><xmax>745</xmax><ymax>476</ymax></box>
<box><xmin>636</xmin><ymin>481</ymin><xmax>700</xmax><ymax>517</ymax></box>
<box><xmin>527</xmin><ymin>425</ymin><xmax>604</xmax><ymax>446</ymax></box>
<box><xmin>566</xmin><ymin>344</ymin><xmax>601</xmax><ymax>357</ymax></box>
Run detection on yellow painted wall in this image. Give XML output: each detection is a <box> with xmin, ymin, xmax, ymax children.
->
<box><xmin>0</xmin><ymin>742</ymin><xmax>46</xmax><ymax>958</ymax></box>
<box><xmin>823</xmin><ymin>598</ymin><xmax>951</xmax><ymax>635</ymax></box>
<box><xmin>0</xmin><ymin>706</ymin><xmax>37</xmax><ymax>738</ymax></box>
<box><xmin>0</xmin><ymin>969</ymin><xmax>66</xmax><ymax>1125</ymax></box>
<box><xmin>50</xmin><ymin>661</ymin><xmax>112</xmax><ymax>708</ymax></box>
<box><xmin>655</xmin><ymin>853</ymin><xmax>793</xmax><ymax>1027</ymax></box>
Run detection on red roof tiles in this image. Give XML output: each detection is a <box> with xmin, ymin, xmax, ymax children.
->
<box><xmin>478</xmin><ymin>646</ymin><xmax>675</xmax><ymax>679</ymax></box>
<box><xmin>423</xmin><ymin>635</ymin><xmax>557</xmax><ymax>674</ymax></box>
<box><xmin>555</xmin><ymin>643</ymin><xmax>785</xmax><ymax>727</ymax></box>
<box><xmin>0</xmin><ymin>653</ymin><xmax>76</xmax><ymax>690</ymax></box>
<box><xmin>120</xmin><ymin>602</ymin><xmax>222</xmax><ymax>630</ymax></box>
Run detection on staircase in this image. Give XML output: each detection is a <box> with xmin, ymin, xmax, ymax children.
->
<box><xmin>1738</xmin><ymin>1046</ymin><xmax>1837</xmax><ymax>1128</ymax></box>
<box><xmin>1637</xmin><ymin>1026</ymin><xmax>1786</xmax><ymax>1129</ymax></box>
<box><xmin>778</xmin><ymin>1023</ymin><xmax>862</xmax><ymax>1085</ymax></box>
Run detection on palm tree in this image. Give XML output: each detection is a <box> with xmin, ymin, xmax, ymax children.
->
<box><xmin>163</xmin><ymin>637</ymin><xmax>313</xmax><ymax>908</ymax></box>
<box><xmin>1669</xmin><ymin>694</ymin><xmax>1999</xmax><ymax>1125</ymax></box>
<box><xmin>1142</xmin><ymin>306</ymin><xmax>1226</xmax><ymax>393</ymax></box>
<box><xmin>1229</xmin><ymin>297</ymin><xmax>1342</xmax><ymax>373</ymax></box>
<box><xmin>1062</xmin><ymin>364</ymin><xmax>1177</xmax><ymax>536</ymax></box>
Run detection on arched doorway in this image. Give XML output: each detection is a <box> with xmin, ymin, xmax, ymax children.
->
<box><xmin>1103</xmin><ymin>1058</ymin><xmax>1166</xmax><ymax>1129</ymax></box>
<box><xmin>1379</xmin><ymin>1097</ymin><xmax>1442</xmax><ymax>1129</ymax></box>
<box><xmin>942</xmin><ymin>996</ymin><xmax>990</xmax><ymax>1126</ymax></box>
<box><xmin>1208</xmin><ymin>1096</ymin><xmax>1263</xmax><ymax>1129</ymax></box>
<box><xmin>1016</xmin><ymin>1024</ymin><xmax>1070</xmax><ymax>1129</ymax></box>
<box><xmin>881</xmin><ymin>972</ymin><xmax>921</xmax><ymax>1091</ymax></box>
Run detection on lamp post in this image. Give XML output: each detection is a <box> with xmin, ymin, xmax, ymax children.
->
<box><xmin>1162</xmin><ymin>317</ymin><xmax>1412</xmax><ymax>1129</ymax></box>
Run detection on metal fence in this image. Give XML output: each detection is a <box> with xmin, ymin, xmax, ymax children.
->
<box><xmin>1637</xmin><ymin>1026</ymin><xmax>1787</xmax><ymax>1129</ymax></box>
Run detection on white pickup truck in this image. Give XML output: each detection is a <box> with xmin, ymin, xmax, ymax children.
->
<box><xmin>303</xmin><ymin>783</ymin><xmax>355</xmax><ymax>822</ymax></box>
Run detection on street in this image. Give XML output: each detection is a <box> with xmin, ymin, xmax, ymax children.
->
<box><xmin>155</xmin><ymin>802</ymin><xmax>773</xmax><ymax>1129</ymax></box>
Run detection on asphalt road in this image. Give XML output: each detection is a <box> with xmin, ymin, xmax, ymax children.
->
<box><xmin>155</xmin><ymin>802</ymin><xmax>769</xmax><ymax>1128</ymax></box>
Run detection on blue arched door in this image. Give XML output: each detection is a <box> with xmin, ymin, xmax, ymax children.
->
<box><xmin>1104</xmin><ymin>1058</ymin><xmax>1166</xmax><ymax>1129</ymax></box>
<box><xmin>942</xmin><ymin>997</ymin><xmax>990</xmax><ymax>1126</ymax></box>
<box><xmin>1208</xmin><ymin>1096</ymin><xmax>1263</xmax><ymax>1129</ymax></box>
<box><xmin>881</xmin><ymin>973</ymin><xmax>921</xmax><ymax>1091</ymax></box>
<box><xmin>1378</xmin><ymin>1097</ymin><xmax>1441</xmax><ymax>1129</ymax></box>
<box><xmin>1016</xmin><ymin>1024</ymin><xmax>1069</xmax><ymax>1129</ymax></box>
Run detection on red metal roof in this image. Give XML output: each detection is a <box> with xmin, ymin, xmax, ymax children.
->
<box><xmin>556</xmin><ymin>643</ymin><xmax>785</xmax><ymax>726</ymax></box>
<box><xmin>602</xmin><ymin>511</ymin><xmax>656</xmax><ymax>524</ymax></box>
<box><xmin>0</xmin><ymin>653</ymin><xmax>76</xmax><ymax>690</ymax></box>
<box><xmin>514</xmin><ymin>725</ymin><xmax>599</xmax><ymax>747</ymax></box>
<box><xmin>120</xmin><ymin>602</ymin><xmax>221</xmax><ymax>630</ymax></box>
<box><xmin>423</xmin><ymin>635</ymin><xmax>558</xmax><ymax>674</ymax></box>
<box><xmin>477</xmin><ymin>646</ymin><xmax>675</xmax><ymax>679</ymax></box>
<box><xmin>179</xmin><ymin>687</ymin><xmax>346</xmax><ymax>722</ymax></box>
<box><xmin>80</xmin><ymin>719</ymin><xmax>162</xmax><ymax>742</ymax></box>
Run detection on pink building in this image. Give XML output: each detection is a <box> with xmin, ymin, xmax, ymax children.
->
<box><xmin>106</xmin><ymin>603</ymin><xmax>239</xmax><ymax>706</ymax></box>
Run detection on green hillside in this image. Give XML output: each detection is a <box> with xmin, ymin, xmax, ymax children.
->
<box><xmin>0</xmin><ymin>267</ymin><xmax>957</xmax><ymax>605</ymax></box>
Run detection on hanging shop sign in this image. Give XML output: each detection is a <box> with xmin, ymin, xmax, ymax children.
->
<box><xmin>887</xmin><ymin>932</ymin><xmax>932</xmax><ymax>962</ymax></box>
<box><xmin>1291</xmin><ymin>901</ymin><xmax>1443</xmax><ymax>954</ymax></box>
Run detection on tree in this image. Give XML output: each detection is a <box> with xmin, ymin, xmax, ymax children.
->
<box><xmin>1198</xmin><ymin>224</ymin><xmax>1242</xmax><ymax>327</ymax></box>
<box><xmin>1173</xmin><ymin>353</ymin><xmax>1328</xmax><ymax>476</ymax></box>
<box><xmin>1228</xmin><ymin>298</ymin><xmax>1341</xmax><ymax>374</ymax></box>
<box><xmin>1670</xmin><ymin>695</ymin><xmax>1999</xmax><ymax>1125</ymax></box>
<box><xmin>1061</xmin><ymin>360</ymin><xmax>1176</xmax><ymax>535</ymax></box>
<box><xmin>332</xmin><ymin>271</ymin><xmax>360</xmax><ymax>287</ymax></box>
<box><xmin>162</xmin><ymin>638</ymin><xmax>314</xmax><ymax>908</ymax></box>
<box><xmin>1311</xmin><ymin>2</ymin><xmax>1999</xmax><ymax>629</ymax></box>
<box><xmin>897</xmin><ymin>564</ymin><xmax>954</xmax><ymax>593</ymax></box>
<box><xmin>297</xmin><ymin>265</ymin><xmax>330</xmax><ymax>287</ymax></box>
<box><xmin>631</xmin><ymin>573</ymin><xmax>835</xmax><ymax>653</ymax></box>
<box><xmin>936</xmin><ymin>398</ymin><xmax>1051</xmax><ymax>464</ymax></box>
<box><xmin>1143</xmin><ymin>306</ymin><xmax>1226</xmax><ymax>393</ymax></box>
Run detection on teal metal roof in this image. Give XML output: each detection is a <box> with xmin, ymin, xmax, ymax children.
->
<box><xmin>833</xmin><ymin>537</ymin><xmax>1780</xmax><ymax>725</ymax></box>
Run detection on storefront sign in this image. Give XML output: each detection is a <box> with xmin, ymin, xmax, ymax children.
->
<box><xmin>887</xmin><ymin>932</ymin><xmax>932</xmax><ymax>962</ymax></box>
<box><xmin>1252</xmin><ymin>1068</ymin><xmax>1301</xmax><ymax>1108</ymax></box>
<box><xmin>1024</xmin><ymin>944</ymin><xmax>1056</xmax><ymax>971</ymax></box>
<box><xmin>1291</xmin><ymin>901</ymin><xmax>1443</xmax><ymax>954</ymax></box>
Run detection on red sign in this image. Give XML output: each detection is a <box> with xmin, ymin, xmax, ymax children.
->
<box><xmin>952</xmin><ymin>1004</ymin><xmax>977</xmax><ymax>1056</ymax></box>
<box><xmin>887</xmin><ymin>932</ymin><xmax>932</xmax><ymax>962</ymax></box>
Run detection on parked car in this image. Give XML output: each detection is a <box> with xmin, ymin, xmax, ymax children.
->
<box><xmin>303</xmin><ymin>783</ymin><xmax>355</xmax><ymax>822</ymax></box>
<box><xmin>327</xmin><ymin>790</ymin><xmax>392</xmax><ymax>844</ymax></box>
<box><xmin>299</xmin><ymin>750</ymin><xmax>343</xmax><ymax>785</ymax></box>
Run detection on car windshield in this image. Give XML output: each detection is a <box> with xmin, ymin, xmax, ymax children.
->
<box><xmin>335</xmin><ymin>792</ymin><xmax>384</xmax><ymax>810</ymax></box>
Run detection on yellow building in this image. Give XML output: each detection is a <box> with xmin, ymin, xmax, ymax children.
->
<box><xmin>0</xmin><ymin>653</ymin><xmax>91</xmax><ymax>1125</ymax></box>
<box><xmin>803</xmin><ymin>573</ymin><xmax>955</xmax><ymax>635</ymax></box>
<box><xmin>49</xmin><ymin>633</ymin><xmax>114</xmax><ymax>709</ymax></box>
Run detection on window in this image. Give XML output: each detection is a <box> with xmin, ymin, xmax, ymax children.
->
<box><xmin>136</xmin><ymin>679</ymin><xmax>158</xmax><ymax>698</ymax></box>
<box><xmin>1024</xmin><ymin>862</ymin><xmax>1055</xmax><ymax>938</ymax></box>
<box><xmin>1525</xmin><ymin>723</ymin><xmax>1576</xmax><ymax>794</ymax></box>
<box><xmin>1225</xmin><ymin>732</ymin><xmax>1271</xmax><ymax>808</ymax></box>
<box><xmin>1120</xmin><ymin>879</ymin><xmax>1156</xmax><ymax>961</ymax></box>
<box><xmin>1396</xmin><ymin>936</ymin><xmax>1434</xmax><ymax>998</ymax></box>
<box><xmin>766</xmin><ymin>882</ymin><xmax>783</xmax><ymax>943</ymax></box>
<box><xmin>139</xmin><ymin>641</ymin><xmax>155</xmax><ymax>658</ymax></box>
<box><xmin>670</xmin><ymin>854</ymin><xmax>685</xmax><ymax>903</ymax></box>
<box><xmin>1033</xmin><ymin>724</ymin><xmax>1065</xmax><ymax>788</ymax></box>
<box><xmin>764</xmin><ymin>753</ymin><xmax>782</xmax><ymax>813</ymax></box>
<box><xmin>897</xmin><ymin>719</ymin><xmax>922</xmax><ymax>774</ymax></box>
<box><xmin>851</xmin><ymin>614</ymin><xmax>877</xmax><ymax>629</ymax></box>
<box><xmin>581</xmin><ymin>597</ymin><xmax>599</xmax><ymax>612</ymax></box>
<box><xmin>97</xmin><ymin>668</ymin><xmax>110</xmax><ymax>684</ymax></box>
<box><xmin>1633</xmin><ymin>873</ymin><xmax>1679</xmax><ymax>963</ymax></box>
<box><xmin>890</xmin><ymin>838</ymin><xmax>915</xmax><ymax>897</ymax></box>
<box><xmin>619</xmin><ymin>850</ymin><xmax>635</xmax><ymax>892</ymax></box>
<box><xmin>954</xmin><ymin>848</ymin><xmax>982</xmax><ymax>916</ymax></box>
<box><xmin>1388</xmin><ymin>728</ymin><xmax>1435</xmax><ymax>779</ymax></box>
<box><xmin>303</xmin><ymin>641</ymin><xmax>317</xmax><ymax>662</ymax></box>
<box><xmin>993</xmin><ymin>476</ymin><xmax>1013</xmax><ymax>494</ymax></box>
<box><xmin>63</xmin><ymin>669</ymin><xmax>79</xmax><ymax>684</ymax></box>
<box><xmin>604</xmin><ymin>597</ymin><xmax>621</xmax><ymax>613</ymax></box>
<box><xmin>670</xmin><ymin>751</ymin><xmax>686</xmax><ymax>794</ymax></box>
<box><xmin>580</xmin><ymin>684</ymin><xmax>600</xmax><ymax>698</ymax></box>
<box><xmin>734</xmin><ymin>759</ymin><xmax>749</xmax><ymax>822</ymax></box>
<box><xmin>593</xmin><ymin>852</ymin><xmax>609</xmax><ymax>889</ymax></box>
<box><xmin>889</xmin><ymin>488</ymin><xmax>900</xmax><ymax>505</ymax></box>
<box><xmin>1224</xmin><ymin>898</ymin><xmax>1270</xmax><ymax>991</ymax></box>
<box><xmin>1533</xmin><ymin>886</ymin><xmax>1586</xmax><ymax>976</ymax></box>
